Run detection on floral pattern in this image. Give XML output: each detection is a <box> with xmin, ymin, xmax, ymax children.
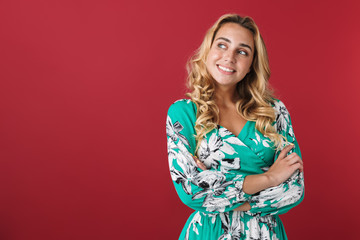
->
<box><xmin>273</xmin><ymin>100</ymin><xmax>295</xmax><ymax>143</ymax></box>
<box><xmin>167</xmin><ymin>99</ymin><xmax>304</xmax><ymax>240</ymax></box>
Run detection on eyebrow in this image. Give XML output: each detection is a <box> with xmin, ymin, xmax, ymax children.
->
<box><xmin>215</xmin><ymin>37</ymin><xmax>253</xmax><ymax>52</ymax></box>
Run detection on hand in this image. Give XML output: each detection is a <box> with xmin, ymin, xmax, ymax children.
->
<box><xmin>234</xmin><ymin>202</ymin><xmax>251</xmax><ymax>211</ymax></box>
<box><xmin>264</xmin><ymin>144</ymin><xmax>304</xmax><ymax>187</ymax></box>
<box><xmin>192</xmin><ymin>155</ymin><xmax>207</xmax><ymax>170</ymax></box>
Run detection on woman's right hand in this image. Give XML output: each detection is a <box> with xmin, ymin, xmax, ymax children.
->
<box><xmin>192</xmin><ymin>155</ymin><xmax>207</xmax><ymax>170</ymax></box>
<box><xmin>264</xmin><ymin>144</ymin><xmax>304</xmax><ymax>187</ymax></box>
<box><xmin>233</xmin><ymin>202</ymin><xmax>251</xmax><ymax>211</ymax></box>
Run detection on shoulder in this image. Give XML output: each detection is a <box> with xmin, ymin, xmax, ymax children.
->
<box><xmin>167</xmin><ymin>99</ymin><xmax>197</xmax><ymax>116</ymax></box>
<box><xmin>270</xmin><ymin>97</ymin><xmax>284</xmax><ymax>107</ymax></box>
<box><xmin>270</xmin><ymin>98</ymin><xmax>290</xmax><ymax>115</ymax></box>
<box><xmin>166</xmin><ymin>99</ymin><xmax>197</xmax><ymax>138</ymax></box>
<box><xmin>270</xmin><ymin>98</ymin><xmax>296</xmax><ymax>134</ymax></box>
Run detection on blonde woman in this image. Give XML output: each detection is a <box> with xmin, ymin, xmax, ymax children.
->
<box><xmin>166</xmin><ymin>13</ymin><xmax>304</xmax><ymax>240</ymax></box>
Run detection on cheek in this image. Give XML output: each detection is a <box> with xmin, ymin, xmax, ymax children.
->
<box><xmin>248</xmin><ymin>55</ymin><xmax>255</xmax><ymax>67</ymax></box>
<box><xmin>243</xmin><ymin>58</ymin><xmax>253</xmax><ymax>70</ymax></box>
<box><xmin>207</xmin><ymin>49</ymin><xmax>221</xmax><ymax>62</ymax></box>
<box><xmin>205</xmin><ymin>59</ymin><xmax>212</xmax><ymax>76</ymax></box>
<box><xmin>205</xmin><ymin>53</ymin><xmax>215</xmax><ymax>70</ymax></box>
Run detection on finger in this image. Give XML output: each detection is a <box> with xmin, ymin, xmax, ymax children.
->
<box><xmin>193</xmin><ymin>156</ymin><xmax>207</xmax><ymax>170</ymax></box>
<box><xmin>197</xmin><ymin>162</ymin><xmax>207</xmax><ymax>170</ymax></box>
<box><xmin>285</xmin><ymin>152</ymin><xmax>298</xmax><ymax>160</ymax></box>
<box><xmin>290</xmin><ymin>162</ymin><xmax>303</xmax><ymax>172</ymax></box>
<box><xmin>285</xmin><ymin>154</ymin><xmax>301</xmax><ymax>164</ymax></box>
<box><xmin>192</xmin><ymin>155</ymin><xmax>199</xmax><ymax>163</ymax></box>
<box><xmin>290</xmin><ymin>159</ymin><xmax>304</xmax><ymax>172</ymax></box>
<box><xmin>289</xmin><ymin>156</ymin><xmax>303</xmax><ymax>165</ymax></box>
<box><xmin>278</xmin><ymin>144</ymin><xmax>295</xmax><ymax>160</ymax></box>
<box><xmin>196</xmin><ymin>160</ymin><xmax>206</xmax><ymax>169</ymax></box>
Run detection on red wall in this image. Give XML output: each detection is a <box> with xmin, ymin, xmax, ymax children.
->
<box><xmin>1</xmin><ymin>0</ymin><xmax>359</xmax><ymax>239</ymax></box>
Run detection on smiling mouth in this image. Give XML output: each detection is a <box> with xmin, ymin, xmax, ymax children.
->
<box><xmin>217</xmin><ymin>64</ymin><xmax>236</xmax><ymax>73</ymax></box>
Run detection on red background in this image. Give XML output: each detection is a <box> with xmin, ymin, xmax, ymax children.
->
<box><xmin>1</xmin><ymin>0</ymin><xmax>359</xmax><ymax>239</ymax></box>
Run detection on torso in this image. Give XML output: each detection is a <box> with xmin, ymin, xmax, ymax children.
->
<box><xmin>167</xmin><ymin>98</ymin><xmax>299</xmax><ymax>239</ymax></box>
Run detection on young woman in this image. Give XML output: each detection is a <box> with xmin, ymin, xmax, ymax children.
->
<box><xmin>166</xmin><ymin>13</ymin><xmax>304</xmax><ymax>240</ymax></box>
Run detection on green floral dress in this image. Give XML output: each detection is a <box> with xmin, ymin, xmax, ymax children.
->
<box><xmin>166</xmin><ymin>99</ymin><xmax>304</xmax><ymax>240</ymax></box>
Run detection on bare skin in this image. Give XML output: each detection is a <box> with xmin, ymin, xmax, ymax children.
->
<box><xmin>216</xmin><ymin>90</ymin><xmax>247</xmax><ymax>137</ymax></box>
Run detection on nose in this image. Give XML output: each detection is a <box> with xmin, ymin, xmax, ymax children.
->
<box><xmin>223</xmin><ymin>50</ymin><xmax>236</xmax><ymax>63</ymax></box>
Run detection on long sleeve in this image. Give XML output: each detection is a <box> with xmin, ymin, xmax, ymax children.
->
<box><xmin>166</xmin><ymin>99</ymin><xmax>252</xmax><ymax>214</ymax></box>
<box><xmin>248</xmin><ymin>100</ymin><xmax>305</xmax><ymax>216</ymax></box>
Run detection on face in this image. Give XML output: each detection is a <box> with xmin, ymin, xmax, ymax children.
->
<box><xmin>205</xmin><ymin>23</ymin><xmax>254</xmax><ymax>88</ymax></box>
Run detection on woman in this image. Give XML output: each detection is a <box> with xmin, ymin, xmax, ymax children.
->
<box><xmin>166</xmin><ymin>13</ymin><xmax>304</xmax><ymax>240</ymax></box>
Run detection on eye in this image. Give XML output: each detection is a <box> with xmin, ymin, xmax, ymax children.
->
<box><xmin>237</xmin><ymin>50</ymin><xmax>248</xmax><ymax>56</ymax></box>
<box><xmin>217</xmin><ymin>43</ymin><xmax>226</xmax><ymax>49</ymax></box>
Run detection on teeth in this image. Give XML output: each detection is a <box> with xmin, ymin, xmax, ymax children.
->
<box><xmin>218</xmin><ymin>65</ymin><xmax>235</xmax><ymax>72</ymax></box>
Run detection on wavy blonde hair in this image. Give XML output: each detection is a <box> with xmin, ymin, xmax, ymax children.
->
<box><xmin>186</xmin><ymin>13</ymin><xmax>287</xmax><ymax>152</ymax></box>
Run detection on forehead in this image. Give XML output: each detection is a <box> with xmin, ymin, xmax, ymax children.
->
<box><xmin>214</xmin><ymin>23</ymin><xmax>254</xmax><ymax>48</ymax></box>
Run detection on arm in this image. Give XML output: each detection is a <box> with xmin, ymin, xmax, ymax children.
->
<box><xmin>205</xmin><ymin>143</ymin><xmax>302</xmax><ymax>212</ymax></box>
<box><xmin>166</xmin><ymin>100</ymin><xmax>252</xmax><ymax>214</ymax></box>
<box><xmin>243</xmin><ymin>144</ymin><xmax>303</xmax><ymax>195</ymax></box>
<box><xmin>247</xmin><ymin>100</ymin><xmax>305</xmax><ymax>216</ymax></box>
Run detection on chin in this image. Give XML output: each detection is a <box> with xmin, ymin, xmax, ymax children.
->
<box><xmin>214</xmin><ymin>81</ymin><xmax>239</xmax><ymax>88</ymax></box>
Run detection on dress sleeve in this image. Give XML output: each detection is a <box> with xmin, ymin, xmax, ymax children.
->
<box><xmin>166</xmin><ymin>100</ymin><xmax>252</xmax><ymax>214</ymax></box>
<box><xmin>248</xmin><ymin>100</ymin><xmax>305</xmax><ymax>216</ymax></box>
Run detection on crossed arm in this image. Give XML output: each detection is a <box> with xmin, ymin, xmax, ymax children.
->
<box><xmin>193</xmin><ymin>143</ymin><xmax>304</xmax><ymax>212</ymax></box>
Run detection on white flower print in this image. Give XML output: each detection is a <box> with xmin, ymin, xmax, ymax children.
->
<box><xmin>174</xmin><ymin>99</ymin><xmax>192</xmax><ymax>105</ymax></box>
<box><xmin>250</xmin><ymin>132</ymin><xmax>272</xmax><ymax>148</ymax></box>
<box><xmin>184</xmin><ymin>211</ymin><xmax>202</xmax><ymax>240</ymax></box>
<box><xmin>168</xmin><ymin>147</ymin><xmax>201</xmax><ymax>197</ymax></box>
<box><xmin>287</xmin><ymin>125</ymin><xmax>295</xmax><ymax>142</ymax></box>
<box><xmin>167</xmin><ymin>138</ymin><xmax>177</xmax><ymax>168</ymax></box>
<box><xmin>194</xmin><ymin>171</ymin><xmax>229</xmax><ymax>193</ymax></box>
<box><xmin>273</xmin><ymin>100</ymin><xmax>290</xmax><ymax>133</ymax></box>
<box><xmin>167</xmin><ymin>114</ymin><xmax>246</xmax><ymax>213</ymax></box>
<box><xmin>288</xmin><ymin>125</ymin><xmax>294</xmax><ymax>137</ymax></box>
<box><xmin>167</xmin><ymin>99</ymin><xmax>304</xmax><ymax>238</ymax></box>
<box><xmin>250</xmin><ymin>171</ymin><xmax>304</xmax><ymax>210</ymax></box>
<box><xmin>169</xmin><ymin>157</ymin><xmax>198</xmax><ymax>196</ymax></box>
<box><xmin>225</xmin><ymin>176</ymin><xmax>247</xmax><ymax>203</ymax></box>
<box><xmin>258</xmin><ymin>216</ymin><xmax>278</xmax><ymax>239</ymax></box>
<box><xmin>218</xmin><ymin>128</ymin><xmax>233</xmax><ymax>137</ymax></box>
<box><xmin>218</xmin><ymin>211</ymin><xmax>244</xmax><ymax>240</ymax></box>
<box><xmin>244</xmin><ymin>216</ymin><xmax>279</xmax><ymax>240</ymax></box>
<box><xmin>219</xmin><ymin>128</ymin><xmax>247</xmax><ymax>147</ymax></box>
<box><xmin>269</xmin><ymin>175</ymin><xmax>303</xmax><ymax>209</ymax></box>
<box><xmin>166</xmin><ymin>115</ymin><xmax>190</xmax><ymax>148</ymax></box>
<box><xmin>198</xmin><ymin>130</ymin><xmax>244</xmax><ymax>170</ymax></box>
<box><xmin>198</xmin><ymin>133</ymin><xmax>224</xmax><ymax>169</ymax></box>
<box><xmin>167</xmin><ymin>115</ymin><xmax>201</xmax><ymax>190</ymax></box>
<box><xmin>200</xmin><ymin>194</ymin><xmax>231</xmax><ymax>212</ymax></box>
<box><xmin>203</xmin><ymin>212</ymin><xmax>218</xmax><ymax>224</ymax></box>
<box><xmin>259</xmin><ymin>225</ymin><xmax>271</xmax><ymax>240</ymax></box>
<box><xmin>220</xmin><ymin>157</ymin><xmax>240</xmax><ymax>173</ymax></box>
<box><xmin>192</xmin><ymin>171</ymin><xmax>234</xmax><ymax>212</ymax></box>
<box><xmin>245</xmin><ymin>217</ymin><xmax>261</xmax><ymax>240</ymax></box>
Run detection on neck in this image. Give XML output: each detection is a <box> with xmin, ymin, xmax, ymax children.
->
<box><xmin>214</xmin><ymin>84</ymin><xmax>239</xmax><ymax>107</ymax></box>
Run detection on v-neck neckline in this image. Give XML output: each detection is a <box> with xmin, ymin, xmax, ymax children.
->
<box><xmin>218</xmin><ymin>120</ymin><xmax>251</xmax><ymax>139</ymax></box>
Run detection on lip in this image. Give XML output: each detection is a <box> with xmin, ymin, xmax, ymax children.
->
<box><xmin>216</xmin><ymin>64</ymin><xmax>236</xmax><ymax>75</ymax></box>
